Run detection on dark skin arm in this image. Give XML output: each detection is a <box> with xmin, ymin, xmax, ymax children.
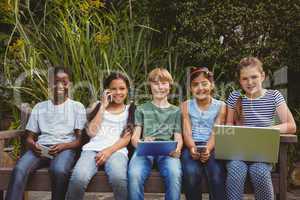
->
<box><xmin>26</xmin><ymin>130</ymin><xmax>42</xmax><ymax>156</ymax></box>
<box><xmin>48</xmin><ymin>129</ymin><xmax>81</xmax><ymax>155</ymax></box>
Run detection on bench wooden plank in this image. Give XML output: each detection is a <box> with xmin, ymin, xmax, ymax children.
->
<box><xmin>279</xmin><ymin>143</ymin><xmax>288</xmax><ymax>200</ymax></box>
<box><xmin>280</xmin><ymin>134</ymin><xmax>298</xmax><ymax>143</ymax></box>
<box><xmin>0</xmin><ymin>167</ymin><xmax>279</xmax><ymax>194</ymax></box>
<box><xmin>0</xmin><ymin>129</ymin><xmax>296</xmax><ymax>199</ymax></box>
<box><xmin>0</xmin><ymin>130</ymin><xmax>25</xmax><ymax>140</ymax></box>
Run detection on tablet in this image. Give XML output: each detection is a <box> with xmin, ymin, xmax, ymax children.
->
<box><xmin>136</xmin><ymin>141</ymin><xmax>177</xmax><ymax>156</ymax></box>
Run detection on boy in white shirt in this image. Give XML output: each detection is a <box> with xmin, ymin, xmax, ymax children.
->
<box><xmin>5</xmin><ymin>67</ymin><xmax>87</xmax><ymax>200</ymax></box>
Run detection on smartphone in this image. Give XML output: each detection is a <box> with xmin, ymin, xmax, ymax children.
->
<box><xmin>40</xmin><ymin>145</ymin><xmax>54</xmax><ymax>159</ymax></box>
<box><xmin>107</xmin><ymin>93</ymin><xmax>113</xmax><ymax>102</ymax></box>
<box><xmin>103</xmin><ymin>90</ymin><xmax>113</xmax><ymax>102</ymax></box>
<box><xmin>196</xmin><ymin>145</ymin><xmax>207</xmax><ymax>153</ymax></box>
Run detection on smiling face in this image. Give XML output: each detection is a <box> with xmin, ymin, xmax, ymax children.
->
<box><xmin>239</xmin><ymin>65</ymin><xmax>265</xmax><ymax>97</ymax></box>
<box><xmin>52</xmin><ymin>71</ymin><xmax>70</xmax><ymax>99</ymax></box>
<box><xmin>149</xmin><ymin>79</ymin><xmax>171</xmax><ymax>100</ymax></box>
<box><xmin>190</xmin><ymin>73</ymin><xmax>213</xmax><ymax>101</ymax></box>
<box><xmin>108</xmin><ymin>78</ymin><xmax>128</xmax><ymax>104</ymax></box>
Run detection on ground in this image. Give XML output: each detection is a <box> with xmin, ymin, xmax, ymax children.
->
<box><xmin>26</xmin><ymin>191</ymin><xmax>300</xmax><ymax>200</ymax></box>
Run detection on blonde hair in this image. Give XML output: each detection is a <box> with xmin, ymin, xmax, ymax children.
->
<box><xmin>147</xmin><ymin>67</ymin><xmax>174</xmax><ymax>85</ymax></box>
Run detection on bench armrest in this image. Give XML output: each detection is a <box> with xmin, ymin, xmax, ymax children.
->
<box><xmin>0</xmin><ymin>130</ymin><xmax>25</xmax><ymax>140</ymax></box>
<box><xmin>280</xmin><ymin>134</ymin><xmax>298</xmax><ymax>144</ymax></box>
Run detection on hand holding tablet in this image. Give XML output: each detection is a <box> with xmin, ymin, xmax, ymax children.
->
<box><xmin>136</xmin><ymin>141</ymin><xmax>178</xmax><ymax>156</ymax></box>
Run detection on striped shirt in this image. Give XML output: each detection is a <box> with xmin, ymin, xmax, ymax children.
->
<box><xmin>226</xmin><ymin>90</ymin><xmax>285</xmax><ymax>127</ymax></box>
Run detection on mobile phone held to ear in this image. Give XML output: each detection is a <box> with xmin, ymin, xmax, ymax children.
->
<box><xmin>107</xmin><ymin>94</ymin><xmax>113</xmax><ymax>102</ymax></box>
<box><xmin>103</xmin><ymin>90</ymin><xmax>112</xmax><ymax>103</ymax></box>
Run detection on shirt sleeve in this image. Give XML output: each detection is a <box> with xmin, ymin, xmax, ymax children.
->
<box><xmin>273</xmin><ymin>90</ymin><xmax>286</xmax><ymax>108</ymax></box>
<box><xmin>25</xmin><ymin>104</ymin><xmax>40</xmax><ymax>134</ymax></box>
<box><xmin>74</xmin><ymin>103</ymin><xmax>87</xmax><ymax>130</ymax></box>
<box><xmin>226</xmin><ymin>91</ymin><xmax>240</xmax><ymax>109</ymax></box>
<box><xmin>134</xmin><ymin>106</ymin><xmax>143</xmax><ymax>126</ymax></box>
<box><xmin>174</xmin><ymin>109</ymin><xmax>182</xmax><ymax>134</ymax></box>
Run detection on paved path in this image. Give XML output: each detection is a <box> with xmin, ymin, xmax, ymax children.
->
<box><xmin>27</xmin><ymin>192</ymin><xmax>253</xmax><ymax>200</ymax></box>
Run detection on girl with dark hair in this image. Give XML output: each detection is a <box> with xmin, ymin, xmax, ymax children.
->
<box><xmin>225</xmin><ymin>57</ymin><xmax>296</xmax><ymax>200</ymax></box>
<box><xmin>181</xmin><ymin>67</ymin><xmax>226</xmax><ymax>200</ymax></box>
<box><xmin>66</xmin><ymin>72</ymin><xmax>134</xmax><ymax>200</ymax></box>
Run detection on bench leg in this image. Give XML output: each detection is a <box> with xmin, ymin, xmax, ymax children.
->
<box><xmin>0</xmin><ymin>190</ymin><xmax>3</xmax><ymax>200</ymax></box>
<box><xmin>23</xmin><ymin>192</ymin><xmax>29</xmax><ymax>200</ymax></box>
<box><xmin>279</xmin><ymin>144</ymin><xmax>288</xmax><ymax>200</ymax></box>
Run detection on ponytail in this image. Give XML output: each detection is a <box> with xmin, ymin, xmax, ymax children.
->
<box><xmin>234</xmin><ymin>95</ymin><xmax>243</xmax><ymax>125</ymax></box>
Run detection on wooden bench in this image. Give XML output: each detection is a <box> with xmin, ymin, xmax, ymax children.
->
<box><xmin>0</xmin><ymin>105</ymin><xmax>298</xmax><ymax>200</ymax></box>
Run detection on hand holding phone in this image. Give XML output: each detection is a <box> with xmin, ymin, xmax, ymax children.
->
<box><xmin>197</xmin><ymin>145</ymin><xmax>210</xmax><ymax>163</ymax></box>
<box><xmin>101</xmin><ymin>89</ymin><xmax>112</xmax><ymax>108</ymax></box>
<box><xmin>196</xmin><ymin>145</ymin><xmax>207</xmax><ymax>153</ymax></box>
<box><xmin>189</xmin><ymin>147</ymin><xmax>200</xmax><ymax>160</ymax></box>
<box><xmin>40</xmin><ymin>145</ymin><xmax>54</xmax><ymax>159</ymax></box>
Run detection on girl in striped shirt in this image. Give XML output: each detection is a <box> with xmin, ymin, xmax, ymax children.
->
<box><xmin>225</xmin><ymin>57</ymin><xmax>296</xmax><ymax>200</ymax></box>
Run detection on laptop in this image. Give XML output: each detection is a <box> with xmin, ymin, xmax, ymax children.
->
<box><xmin>136</xmin><ymin>141</ymin><xmax>177</xmax><ymax>156</ymax></box>
<box><xmin>214</xmin><ymin>125</ymin><xmax>280</xmax><ymax>163</ymax></box>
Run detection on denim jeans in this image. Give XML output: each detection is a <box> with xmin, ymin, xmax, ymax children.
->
<box><xmin>5</xmin><ymin>149</ymin><xmax>76</xmax><ymax>200</ymax></box>
<box><xmin>128</xmin><ymin>151</ymin><xmax>182</xmax><ymax>200</ymax></box>
<box><xmin>181</xmin><ymin>148</ymin><xmax>225</xmax><ymax>200</ymax></box>
<box><xmin>65</xmin><ymin>150</ymin><xmax>128</xmax><ymax>200</ymax></box>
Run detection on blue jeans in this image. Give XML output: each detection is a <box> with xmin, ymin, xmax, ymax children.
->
<box><xmin>5</xmin><ymin>149</ymin><xmax>76</xmax><ymax>200</ymax></box>
<box><xmin>226</xmin><ymin>160</ymin><xmax>273</xmax><ymax>200</ymax></box>
<box><xmin>128</xmin><ymin>151</ymin><xmax>182</xmax><ymax>200</ymax></box>
<box><xmin>65</xmin><ymin>150</ymin><xmax>128</xmax><ymax>200</ymax></box>
<box><xmin>181</xmin><ymin>148</ymin><xmax>225</xmax><ymax>200</ymax></box>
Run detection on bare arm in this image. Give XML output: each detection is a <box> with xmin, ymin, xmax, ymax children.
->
<box><xmin>131</xmin><ymin>126</ymin><xmax>142</xmax><ymax>148</ymax></box>
<box><xmin>49</xmin><ymin>129</ymin><xmax>81</xmax><ymax>155</ymax></box>
<box><xmin>206</xmin><ymin>102</ymin><xmax>226</xmax><ymax>151</ymax></box>
<box><xmin>86</xmin><ymin>105</ymin><xmax>106</xmax><ymax>137</ymax></box>
<box><xmin>26</xmin><ymin>130</ymin><xmax>42</xmax><ymax>155</ymax></box>
<box><xmin>273</xmin><ymin>103</ymin><xmax>297</xmax><ymax>134</ymax></box>
<box><xmin>226</xmin><ymin>106</ymin><xmax>235</xmax><ymax>125</ymax></box>
<box><xmin>61</xmin><ymin>129</ymin><xmax>81</xmax><ymax>149</ymax></box>
<box><xmin>106</xmin><ymin>131</ymin><xmax>131</xmax><ymax>153</ymax></box>
<box><xmin>95</xmin><ymin>131</ymin><xmax>131</xmax><ymax>166</ymax></box>
<box><xmin>181</xmin><ymin>101</ymin><xmax>196</xmax><ymax>149</ymax></box>
<box><xmin>87</xmin><ymin>91</ymin><xmax>112</xmax><ymax>137</ymax></box>
<box><xmin>26</xmin><ymin>131</ymin><xmax>37</xmax><ymax>147</ymax></box>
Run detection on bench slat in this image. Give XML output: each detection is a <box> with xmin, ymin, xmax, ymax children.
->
<box><xmin>0</xmin><ymin>167</ymin><xmax>279</xmax><ymax>194</ymax></box>
<box><xmin>0</xmin><ymin>130</ymin><xmax>25</xmax><ymax>140</ymax></box>
<box><xmin>280</xmin><ymin>134</ymin><xmax>298</xmax><ymax>143</ymax></box>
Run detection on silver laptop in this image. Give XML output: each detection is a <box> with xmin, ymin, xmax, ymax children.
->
<box><xmin>214</xmin><ymin>125</ymin><xmax>280</xmax><ymax>163</ymax></box>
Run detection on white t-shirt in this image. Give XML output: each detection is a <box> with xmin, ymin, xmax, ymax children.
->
<box><xmin>26</xmin><ymin>99</ymin><xmax>87</xmax><ymax>145</ymax></box>
<box><xmin>82</xmin><ymin>105</ymin><xmax>129</xmax><ymax>155</ymax></box>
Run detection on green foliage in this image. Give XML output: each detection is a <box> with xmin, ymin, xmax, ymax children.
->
<box><xmin>2</xmin><ymin>0</ymin><xmax>176</xmax><ymax>108</ymax></box>
<box><xmin>5</xmin><ymin>0</ymin><xmax>298</xmax><ymax>109</ymax></box>
<box><xmin>289</xmin><ymin>109</ymin><xmax>300</xmax><ymax>161</ymax></box>
<box><xmin>134</xmin><ymin>0</ymin><xmax>300</xmax><ymax>81</ymax></box>
<box><xmin>0</xmin><ymin>0</ymin><xmax>299</xmax><ymax>165</ymax></box>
